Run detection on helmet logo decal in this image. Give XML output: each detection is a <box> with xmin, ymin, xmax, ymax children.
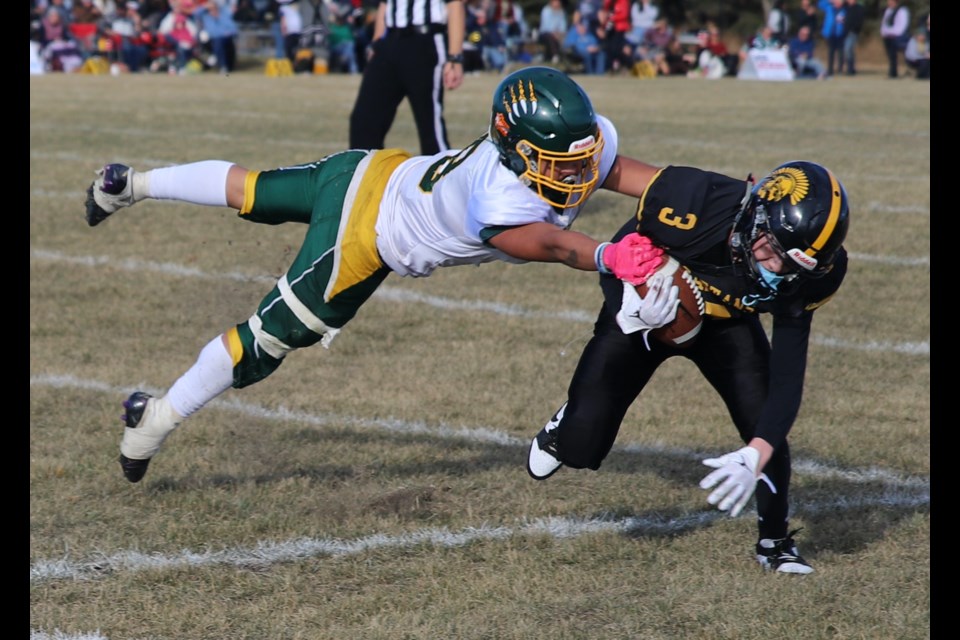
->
<box><xmin>569</xmin><ymin>136</ymin><xmax>597</xmax><ymax>152</ymax></box>
<box><xmin>504</xmin><ymin>79</ymin><xmax>538</xmax><ymax>125</ymax></box>
<box><xmin>493</xmin><ymin>112</ymin><xmax>510</xmax><ymax>137</ymax></box>
<box><xmin>787</xmin><ymin>247</ymin><xmax>818</xmax><ymax>271</ymax></box>
<box><xmin>757</xmin><ymin>166</ymin><xmax>808</xmax><ymax>206</ymax></box>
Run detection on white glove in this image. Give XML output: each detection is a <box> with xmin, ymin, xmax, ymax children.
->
<box><xmin>699</xmin><ymin>446</ymin><xmax>762</xmax><ymax>518</ymax></box>
<box><xmin>615</xmin><ymin>278</ymin><xmax>680</xmax><ymax>336</ymax></box>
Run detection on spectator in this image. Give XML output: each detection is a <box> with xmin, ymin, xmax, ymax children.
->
<box><xmin>262</xmin><ymin>0</ymin><xmax>288</xmax><ymax>59</ymax></box>
<box><xmin>463</xmin><ymin>2</ymin><xmax>486</xmax><ymax>73</ymax></box>
<box><xmin>739</xmin><ymin>24</ymin><xmax>783</xmax><ymax>67</ymax></box>
<box><xmin>466</xmin><ymin>7</ymin><xmax>507</xmax><ymax>73</ymax></box>
<box><xmin>499</xmin><ymin>1</ymin><xmax>530</xmax><ymax>64</ymax></box>
<box><xmin>602</xmin><ymin>0</ymin><xmax>633</xmax><ymax>73</ymax></box>
<box><xmin>327</xmin><ymin>5</ymin><xmax>359</xmax><ymax>74</ymax></box>
<box><xmin>636</xmin><ymin>15</ymin><xmax>671</xmax><ymax>61</ymax></box>
<box><xmin>158</xmin><ymin>1</ymin><xmax>201</xmax><ymax>73</ymax></box>
<box><xmin>194</xmin><ymin>0</ymin><xmax>238</xmax><ymax>73</ymax></box>
<box><xmin>563</xmin><ymin>18</ymin><xmax>605</xmax><ymax>74</ymax></box>
<box><xmin>69</xmin><ymin>0</ymin><xmax>104</xmax><ymax>56</ymax></box>
<box><xmin>103</xmin><ymin>1</ymin><xmax>150</xmax><ymax>72</ymax></box>
<box><xmin>347</xmin><ymin>4</ymin><xmax>376</xmax><ymax>73</ymax></box>
<box><xmin>39</xmin><ymin>5</ymin><xmax>71</xmax><ymax>47</ymax></box>
<box><xmin>879</xmin><ymin>0</ymin><xmax>910</xmax><ymax>79</ymax></box>
<box><xmin>41</xmin><ymin>0</ymin><xmax>72</xmax><ymax>32</ymax></box>
<box><xmin>818</xmin><ymin>0</ymin><xmax>846</xmax><ymax>76</ymax></box>
<box><xmin>788</xmin><ymin>24</ymin><xmax>826</xmax><ymax>79</ymax></box>
<box><xmin>767</xmin><ymin>0</ymin><xmax>790</xmax><ymax>43</ymax></box>
<box><xmin>653</xmin><ymin>35</ymin><xmax>692</xmax><ymax>76</ymax></box>
<box><xmin>627</xmin><ymin>0</ymin><xmax>657</xmax><ymax>47</ymax></box>
<box><xmin>538</xmin><ymin>0</ymin><xmax>568</xmax><ymax>64</ymax></box>
<box><xmin>482</xmin><ymin>12</ymin><xmax>509</xmax><ymax>72</ymax></box>
<box><xmin>841</xmin><ymin>0</ymin><xmax>864</xmax><ymax>76</ymax></box>
<box><xmin>903</xmin><ymin>27</ymin><xmax>929</xmax><ymax>79</ymax></box>
<box><xmin>70</xmin><ymin>0</ymin><xmax>104</xmax><ymax>28</ymax></box>
<box><xmin>572</xmin><ymin>0</ymin><xmax>600</xmax><ymax>28</ymax></box>
<box><xmin>232</xmin><ymin>0</ymin><xmax>262</xmax><ymax>24</ymax></box>
<box><xmin>793</xmin><ymin>0</ymin><xmax>818</xmax><ymax>38</ymax></box>
<box><xmin>589</xmin><ymin>6</ymin><xmax>613</xmax><ymax>71</ymax></box>
<box><xmin>277</xmin><ymin>0</ymin><xmax>302</xmax><ymax>64</ymax></box>
<box><xmin>43</xmin><ymin>29</ymin><xmax>86</xmax><ymax>72</ymax></box>
<box><xmin>140</xmin><ymin>0</ymin><xmax>173</xmax><ymax>32</ymax></box>
<box><xmin>693</xmin><ymin>21</ymin><xmax>737</xmax><ymax>78</ymax></box>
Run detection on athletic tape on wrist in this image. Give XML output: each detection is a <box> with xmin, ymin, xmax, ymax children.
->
<box><xmin>595</xmin><ymin>242</ymin><xmax>612</xmax><ymax>274</ymax></box>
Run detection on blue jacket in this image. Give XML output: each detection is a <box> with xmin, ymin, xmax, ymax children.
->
<box><xmin>195</xmin><ymin>5</ymin><xmax>239</xmax><ymax>39</ymax></box>
<box><xmin>818</xmin><ymin>1</ymin><xmax>846</xmax><ymax>39</ymax></box>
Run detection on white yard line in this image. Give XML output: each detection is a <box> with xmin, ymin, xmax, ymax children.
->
<box><xmin>29</xmin><ymin>372</ymin><xmax>929</xmax><ymax>586</ymax></box>
<box><xmin>30</xmin><ymin>249</ymin><xmax>931</xmax><ymax>356</ymax></box>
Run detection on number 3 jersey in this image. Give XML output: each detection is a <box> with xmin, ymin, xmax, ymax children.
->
<box><xmin>607</xmin><ymin>165</ymin><xmax>847</xmax><ymax>320</ymax></box>
<box><xmin>375</xmin><ymin>116</ymin><xmax>619</xmax><ymax>278</ymax></box>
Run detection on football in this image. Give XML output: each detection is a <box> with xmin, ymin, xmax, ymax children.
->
<box><xmin>636</xmin><ymin>256</ymin><xmax>705</xmax><ymax>348</ymax></box>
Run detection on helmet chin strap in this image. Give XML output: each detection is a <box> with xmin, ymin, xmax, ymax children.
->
<box><xmin>739</xmin><ymin>173</ymin><xmax>755</xmax><ymax>208</ymax></box>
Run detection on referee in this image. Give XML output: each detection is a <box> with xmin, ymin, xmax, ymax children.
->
<box><xmin>348</xmin><ymin>0</ymin><xmax>465</xmax><ymax>156</ymax></box>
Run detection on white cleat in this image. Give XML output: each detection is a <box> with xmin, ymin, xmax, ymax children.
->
<box><xmin>526</xmin><ymin>402</ymin><xmax>566</xmax><ymax>480</ymax></box>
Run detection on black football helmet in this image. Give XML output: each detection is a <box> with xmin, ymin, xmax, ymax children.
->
<box><xmin>731</xmin><ymin>161</ymin><xmax>850</xmax><ymax>294</ymax></box>
<box><xmin>489</xmin><ymin>66</ymin><xmax>604</xmax><ymax>209</ymax></box>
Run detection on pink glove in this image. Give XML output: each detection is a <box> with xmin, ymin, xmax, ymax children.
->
<box><xmin>598</xmin><ymin>233</ymin><xmax>665</xmax><ymax>285</ymax></box>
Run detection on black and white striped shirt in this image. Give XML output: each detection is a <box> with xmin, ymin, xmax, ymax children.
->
<box><xmin>383</xmin><ymin>0</ymin><xmax>451</xmax><ymax>29</ymax></box>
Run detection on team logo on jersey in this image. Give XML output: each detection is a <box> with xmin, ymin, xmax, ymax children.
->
<box><xmin>503</xmin><ymin>79</ymin><xmax>538</xmax><ymax>125</ymax></box>
<box><xmin>756</xmin><ymin>166</ymin><xmax>809</xmax><ymax>206</ymax></box>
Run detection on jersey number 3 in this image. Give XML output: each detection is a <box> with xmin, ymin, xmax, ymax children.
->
<box><xmin>657</xmin><ymin>207</ymin><xmax>697</xmax><ymax>230</ymax></box>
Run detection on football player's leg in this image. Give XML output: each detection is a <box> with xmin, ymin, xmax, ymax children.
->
<box><xmin>118</xmin><ymin>151</ymin><xmax>388</xmax><ymax>482</ymax></box>
<box><xmin>118</xmin><ymin>285</ymin><xmax>328</xmax><ymax>484</ymax></box>
<box><xmin>529</xmin><ymin>309</ymin><xmax>663</xmax><ymax>478</ymax></box>
<box><xmin>119</xmin><ymin>333</ymin><xmax>236</xmax><ymax>483</ymax></box>
<box><xmin>86</xmin><ymin>160</ymin><xmax>245</xmax><ymax>226</ymax></box>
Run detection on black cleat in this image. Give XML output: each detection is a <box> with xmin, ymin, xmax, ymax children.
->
<box><xmin>119</xmin><ymin>391</ymin><xmax>153</xmax><ymax>483</ymax></box>
<box><xmin>85</xmin><ymin>163</ymin><xmax>131</xmax><ymax>227</ymax></box>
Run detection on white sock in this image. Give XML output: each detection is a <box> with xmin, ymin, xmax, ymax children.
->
<box><xmin>139</xmin><ymin>160</ymin><xmax>233</xmax><ymax>206</ymax></box>
<box><xmin>165</xmin><ymin>335</ymin><xmax>235</xmax><ymax>418</ymax></box>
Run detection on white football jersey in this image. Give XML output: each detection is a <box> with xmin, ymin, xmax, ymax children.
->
<box><xmin>375</xmin><ymin>116</ymin><xmax>619</xmax><ymax>277</ymax></box>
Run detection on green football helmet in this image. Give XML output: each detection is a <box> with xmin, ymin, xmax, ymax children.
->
<box><xmin>489</xmin><ymin>66</ymin><xmax>604</xmax><ymax>209</ymax></box>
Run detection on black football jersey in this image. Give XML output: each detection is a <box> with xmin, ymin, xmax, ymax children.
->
<box><xmin>602</xmin><ymin>166</ymin><xmax>846</xmax><ymax>320</ymax></box>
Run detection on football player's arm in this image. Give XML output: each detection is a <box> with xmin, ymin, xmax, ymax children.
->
<box><xmin>601</xmin><ymin>155</ymin><xmax>662</xmax><ymax>198</ymax></box>
<box><xmin>752</xmin><ymin>312</ymin><xmax>813</xmax><ymax>453</ymax></box>
<box><xmin>698</xmin><ymin>311</ymin><xmax>812</xmax><ymax>516</ymax></box>
<box><xmin>487</xmin><ymin>222</ymin><xmax>602</xmax><ymax>271</ymax></box>
<box><xmin>488</xmin><ymin>222</ymin><xmax>665</xmax><ymax>281</ymax></box>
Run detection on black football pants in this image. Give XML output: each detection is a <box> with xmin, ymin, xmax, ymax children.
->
<box><xmin>553</xmin><ymin>306</ymin><xmax>791</xmax><ymax>540</ymax></box>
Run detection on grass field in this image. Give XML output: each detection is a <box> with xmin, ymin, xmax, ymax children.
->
<box><xmin>30</xmin><ymin>68</ymin><xmax>929</xmax><ymax>640</ymax></box>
